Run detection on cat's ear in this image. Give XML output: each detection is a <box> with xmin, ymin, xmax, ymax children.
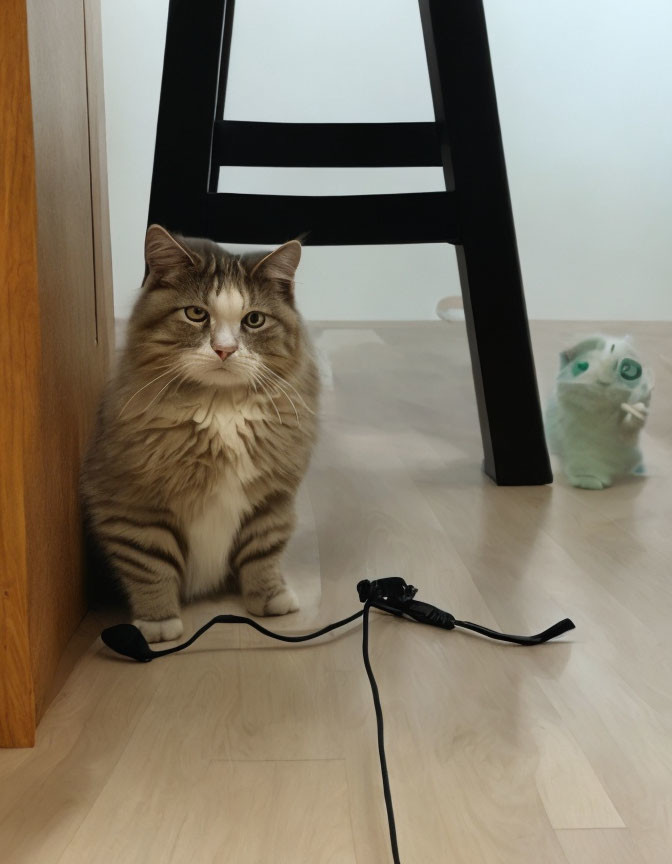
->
<box><xmin>559</xmin><ymin>336</ymin><xmax>605</xmax><ymax>368</ymax></box>
<box><xmin>250</xmin><ymin>240</ymin><xmax>302</xmax><ymax>286</ymax></box>
<box><xmin>145</xmin><ymin>225</ymin><xmax>197</xmax><ymax>277</ymax></box>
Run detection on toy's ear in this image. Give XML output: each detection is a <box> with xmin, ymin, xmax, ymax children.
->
<box><xmin>559</xmin><ymin>336</ymin><xmax>605</xmax><ymax>369</ymax></box>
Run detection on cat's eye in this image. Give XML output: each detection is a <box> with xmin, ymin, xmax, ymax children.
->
<box><xmin>243</xmin><ymin>311</ymin><xmax>266</xmax><ymax>329</ymax></box>
<box><xmin>572</xmin><ymin>360</ymin><xmax>589</xmax><ymax>376</ymax></box>
<box><xmin>184</xmin><ymin>306</ymin><xmax>209</xmax><ymax>323</ymax></box>
<box><xmin>619</xmin><ymin>358</ymin><xmax>642</xmax><ymax>381</ymax></box>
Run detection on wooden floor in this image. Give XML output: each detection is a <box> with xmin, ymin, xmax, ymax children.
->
<box><xmin>2</xmin><ymin>321</ymin><xmax>671</xmax><ymax>863</ymax></box>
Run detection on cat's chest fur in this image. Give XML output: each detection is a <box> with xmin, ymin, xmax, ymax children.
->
<box><xmin>190</xmin><ymin>394</ymin><xmax>264</xmax><ymax>481</ymax></box>
<box><xmin>181</xmin><ymin>396</ymin><xmax>266</xmax><ymax>599</ymax></box>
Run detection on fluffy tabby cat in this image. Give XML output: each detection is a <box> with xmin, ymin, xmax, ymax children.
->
<box><xmin>81</xmin><ymin>225</ymin><xmax>319</xmax><ymax>642</ymax></box>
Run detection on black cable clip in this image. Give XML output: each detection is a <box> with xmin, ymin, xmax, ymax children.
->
<box><xmin>359</xmin><ymin>577</ymin><xmax>457</xmax><ymax>631</ymax></box>
<box><xmin>357</xmin><ymin>577</ymin><xmax>418</xmax><ymax>609</ymax></box>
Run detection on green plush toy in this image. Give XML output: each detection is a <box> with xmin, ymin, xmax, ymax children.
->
<box><xmin>545</xmin><ymin>335</ymin><xmax>653</xmax><ymax>489</ymax></box>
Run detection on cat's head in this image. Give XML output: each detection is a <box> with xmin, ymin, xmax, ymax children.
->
<box><xmin>127</xmin><ymin>225</ymin><xmax>305</xmax><ymax>389</ymax></box>
<box><xmin>556</xmin><ymin>334</ymin><xmax>653</xmax><ymax>406</ymax></box>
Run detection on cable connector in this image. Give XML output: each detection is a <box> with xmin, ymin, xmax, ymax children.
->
<box><xmin>358</xmin><ymin>578</ymin><xmax>456</xmax><ymax>630</ymax></box>
<box><xmin>357</xmin><ymin>578</ymin><xmax>418</xmax><ymax>610</ymax></box>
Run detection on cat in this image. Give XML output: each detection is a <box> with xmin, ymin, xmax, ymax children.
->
<box><xmin>545</xmin><ymin>335</ymin><xmax>653</xmax><ymax>489</ymax></box>
<box><xmin>81</xmin><ymin>225</ymin><xmax>319</xmax><ymax>642</ymax></box>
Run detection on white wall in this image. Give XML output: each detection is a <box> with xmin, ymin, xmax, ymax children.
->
<box><xmin>102</xmin><ymin>0</ymin><xmax>672</xmax><ymax>321</ymax></box>
<box><xmin>487</xmin><ymin>0</ymin><xmax>672</xmax><ymax>321</ymax></box>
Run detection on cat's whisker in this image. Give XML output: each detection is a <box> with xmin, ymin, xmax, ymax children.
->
<box><xmin>266</xmin><ymin>369</ymin><xmax>315</xmax><ymax>416</ymax></box>
<box><xmin>136</xmin><ymin>350</ymin><xmax>197</xmax><ymax>370</ymax></box>
<box><xmin>248</xmin><ymin>370</ymin><xmax>283</xmax><ymax>425</ymax></box>
<box><xmin>260</xmin><ymin>385</ymin><xmax>283</xmax><ymax>425</ymax></box>
<box><xmin>255</xmin><ymin>361</ymin><xmax>315</xmax><ymax>415</ymax></box>
<box><xmin>248</xmin><ymin>374</ymin><xmax>264</xmax><ymax>400</ymax></box>
<box><xmin>251</xmin><ymin>362</ymin><xmax>310</xmax><ymax>427</ymax></box>
<box><xmin>233</xmin><ymin>358</ymin><xmax>297</xmax><ymax>425</ymax></box>
<box><xmin>255</xmin><ymin>368</ymin><xmax>301</xmax><ymax>428</ymax></box>
<box><xmin>119</xmin><ymin>363</ymin><xmax>185</xmax><ymax>418</ymax></box>
<box><xmin>140</xmin><ymin>373</ymin><xmax>182</xmax><ymax>415</ymax></box>
<box><xmin>141</xmin><ymin>361</ymin><xmax>198</xmax><ymax>415</ymax></box>
<box><xmin>152</xmin><ymin>360</ymin><xmax>193</xmax><ymax>371</ymax></box>
<box><xmin>235</xmin><ymin>357</ymin><xmax>295</xmax><ymax>395</ymax></box>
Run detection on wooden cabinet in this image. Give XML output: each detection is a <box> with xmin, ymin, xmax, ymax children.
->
<box><xmin>1</xmin><ymin>0</ymin><xmax>113</xmax><ymax>747</ymax></box>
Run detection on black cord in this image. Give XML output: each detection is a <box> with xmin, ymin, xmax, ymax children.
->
<box><xmin>153</xmin><ymin>609</ymin><xmax>365</xmax><ymax>654</ymax></box>
<box><xmin>362</xmin><ymin>601</ymin><xmax>401</xmax><ymax>864</ymax></box>
<box><xmin>102</xmin><ymin>605</ymin><xmax>401</xmax><ymax>860</ymax></box>
<box><xmin>101</xmin><ymin>610</ymin><xmax>365</xmax><ymax>662</ymax></box>
<box><xmin>100</xmin><ymin>579</ymin><xmax>574</xmax><ymax>864</ymax></box>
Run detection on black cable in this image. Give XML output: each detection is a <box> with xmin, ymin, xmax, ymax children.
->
<box><xmin>101</xmin><ymin>609</ymin><xmax>365</xmax><ymax>662</ymax></box>
<box><xmin>100</xmin><ymin>578</ymin><xmax>574</xmax><ymax>864</ymax></box>
<box><xmin>453</xmin><ymin>617</ymin><xmax>575</xmax><ymax>645</ymax></box>
<box><xmin>102</xmin><ymin>605</ymin><xmax>401</xmax><ymax>860</ymax></box>
<box><xmin>361</xmin><ymin>601</ymin><xmax>401</xmax><ymax>864</ymax></box>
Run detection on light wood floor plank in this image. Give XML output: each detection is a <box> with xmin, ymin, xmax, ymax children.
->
<box><xmin>174</xmin><ymin>760</ymin><xmax>357</xmax><ymax>864</ymax></box>
<box><xmin>61</xmin><ymin>759</ymin><xmax>356</xmax><ymax>864</ymax></box>
<box><xmin>0</xmin><ymin>632</ymin><xmax>170</xmax><ymax>863</ymax></box>
<box><xmin>556</xmin><ymin>828</ymin><xmax>648</xmax><ymax>864</ymax></box>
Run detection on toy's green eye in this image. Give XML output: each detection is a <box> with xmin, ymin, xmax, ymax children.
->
<box><xmin>572</xmin><ymin>360</ymin><xmax>589</xmax><ymax>376</ymax></box>
<box><xmin>184</xmin><ymin>306</ymin><xmax>209</xmax><ymax>322</ymax></box>
<box><xmin>619</xmin><ymin>358</ymin><xmax>642</xmax><ymax>381</ymax></box>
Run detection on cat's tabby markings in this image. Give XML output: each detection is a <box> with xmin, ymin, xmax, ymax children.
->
<box><xmin>81</xmin><ymin>226</ymin><xmax>319</xmax><ymax>642</ymax></box>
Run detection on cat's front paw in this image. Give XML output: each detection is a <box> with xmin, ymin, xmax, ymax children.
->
<box><xmin>133</xmin><ymin>616</ymin><xmax>184</xmax><ymax>643</ymax></box>
<box><xmin>567</xmin><ymin>474</ymin><xmax>610</xmax><ymax>490</ymax></box>
<box><xmin>244</xmin><ymin>586</ymin><xmax>299</xmax><ymax>617</ymax></box>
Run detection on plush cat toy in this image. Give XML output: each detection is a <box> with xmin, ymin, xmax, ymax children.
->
<box><xmin>545</xmin><ymin>335</ymin><xmax>653</xmax><ymax>489</ymax></box>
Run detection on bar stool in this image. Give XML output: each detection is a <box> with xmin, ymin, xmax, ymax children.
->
<box><xmin>148</xmin><ymin>0</ymin><xmax>552</xmax><ymax>485</ymax></box>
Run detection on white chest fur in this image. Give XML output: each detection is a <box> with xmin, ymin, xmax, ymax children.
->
<box><xmin>182</xmin><ymin>396</ymin><xmax>264</xmax><ymax>599</ymax></box>
<box><xmin>183</xmin><ymin>475</ymin><xmax>248</xmax><ymax>599</ymax></box>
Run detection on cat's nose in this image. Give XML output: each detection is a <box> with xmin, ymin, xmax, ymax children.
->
<box><xmin>213</xmin><ymin>345</ymin><xmax>237</xmax><ymax>361</ymax></box>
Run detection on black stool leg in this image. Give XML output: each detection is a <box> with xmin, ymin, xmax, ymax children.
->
<box><xmin>419</xmin><ymin>0</ymin><xmax>552</xmax><ymax>485</ymax></box>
